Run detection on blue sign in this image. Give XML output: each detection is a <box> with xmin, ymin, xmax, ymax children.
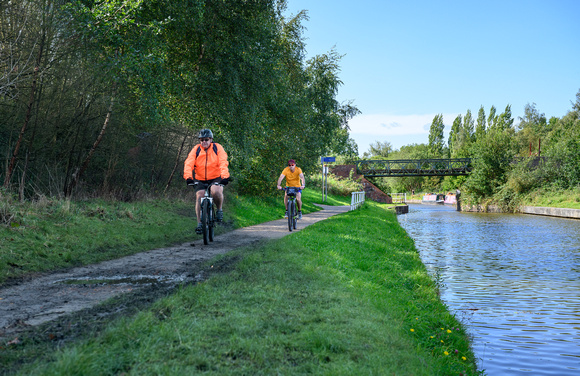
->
<box><xmin>321</xmin><ymin>156</ymin><xmax>336</xmax><ymax>163</ymax></box>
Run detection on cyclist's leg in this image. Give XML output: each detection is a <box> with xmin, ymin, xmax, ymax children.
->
<box><xmin>296</xmin><ymin>191</ymin><xmax>302</xmax><ymax>211</ymax></box>
<box><xmin>211</xmin><ymin>184</ymin><xmax>224</xmax><ymax>210</ymax></box>
<box><xmin>208</xmin><ymin>180</ymin><xmax>224</xmax><ymax>221</ymax></box>
<box><xmin>296</xmin><ymin>191</ymin><xmax>303</xmax><ymax>219</ymax></box>
<box><xmin>283</xmin><ymin>191</ymin><xmax>289</xmax><ymax>216</ymax></box>
<box><xmin>195</xmin><ymin>188</ymin><xmax>205</xmax><ymax>223</ymax></box>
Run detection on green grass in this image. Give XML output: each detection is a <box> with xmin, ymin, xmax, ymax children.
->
<box><xmin>520</xmin><ymin>186</ymin><xmax>580</xmax><ymax>209</ymax></box>
<box><xmin>0</xmin><ymin>199</ymin><xmax>197</xmax><ymax>284</ymax></box>
<box><xmin>10</xmin><ymin>202</ymin><xmax>479</xmax><ymax>375</ymax></box>
<box><xmin>0</xmin><ymin>189</ymin><xmax>349</xmax><ymax>284</ymax></box>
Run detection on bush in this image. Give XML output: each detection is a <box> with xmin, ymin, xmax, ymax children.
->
<box><xmin>307</xmin><ymin>172</ymin><xmax>363</xmax><ymax>196</ymax></box>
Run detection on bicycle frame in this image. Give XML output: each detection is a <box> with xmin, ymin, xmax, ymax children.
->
<box><xmin>284</xmin><ymin>187</ymin><xmax>300</xmax><ymax>231</ymax></box>
<box><xmin>194</xmin><ymin>181</ymin><xmax>222</xmax><ymax>245</ymax></box>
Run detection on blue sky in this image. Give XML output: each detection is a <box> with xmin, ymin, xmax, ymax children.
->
<box><xmin>284</xmin><ymin>0</ymin><xmax>580</xmax><ymax>155</ymax></box>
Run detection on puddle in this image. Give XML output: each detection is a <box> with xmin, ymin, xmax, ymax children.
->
<box><xmin>53</xmin><ymin>274</ymin><xmax>187</xmax><ymax>286</ymax></box>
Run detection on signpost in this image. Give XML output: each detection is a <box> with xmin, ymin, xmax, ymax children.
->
<box><xmin>321</xmin><ymin>157</ymin><xmax>335</xmax><ymax>202</ymax></box>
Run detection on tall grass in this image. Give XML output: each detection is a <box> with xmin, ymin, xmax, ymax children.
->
<box><xmin>13</xmin><ymin>202</ymin><xmax>479</xmax><ymax>375</ymax></box>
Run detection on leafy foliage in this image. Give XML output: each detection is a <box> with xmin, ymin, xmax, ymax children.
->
<box><xmin>428</xmin><ymin>114</ymin><xmax>446</xmax><ymax>157</ymax></box>
<box><xmin>0</xmin><ymin>0</ymin><xmax>359</xmax><ymax>200</ymax></box>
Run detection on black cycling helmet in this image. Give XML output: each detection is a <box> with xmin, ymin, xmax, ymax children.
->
<box><xmin>198</xmin><ymin>129</ymin><xmax>213</xmax><ymax>139</ymax></box>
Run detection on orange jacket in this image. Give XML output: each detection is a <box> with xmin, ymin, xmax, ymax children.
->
<box><xmin>183</xmin><ymin>142</ymin><xmax>229</xmax><ymax>181</ymax></box>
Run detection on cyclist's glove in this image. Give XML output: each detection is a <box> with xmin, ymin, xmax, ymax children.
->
<box><xmin>186</xmin><ymin>178</ymin><xmax>195</xmax><ymax>186</ymax></box>
<box><xmin>220</xmin><ymin>177</ymin><xmax>230</xmax><ymax>186</ymax></box>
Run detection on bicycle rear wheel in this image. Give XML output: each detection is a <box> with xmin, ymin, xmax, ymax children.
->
<box><xmin>201</xmin><ymin>200</ymin><xmax>210</xmax><ymax>245</ymax></box>
<box><xmin>209</xmin><ymin>203</ymin><xmax>215</xmax><ymax>242</ymax></box>
<box><xmin>287</xmin><ymin>200</ymin><xmax>294</xmax><ymax>232</ymax></box>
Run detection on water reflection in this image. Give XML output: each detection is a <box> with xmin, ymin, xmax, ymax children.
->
<box><xmin>398</xmin><ymin>204</ymin><xmax>580</xmax><ymax>375</ymax></box>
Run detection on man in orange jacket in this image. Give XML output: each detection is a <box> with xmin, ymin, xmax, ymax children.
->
<box><xmin>183</xmin><ymin>129</ymin><xmax>230</xmax><ymax>234</ymax></box>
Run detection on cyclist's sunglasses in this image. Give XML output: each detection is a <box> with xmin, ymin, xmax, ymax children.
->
<box><xmin>199</xmin><ymin>138</ymin><xmax>211</xmax><ymax>142</ymax></box>
<box><xmin>288</xmin><ymin>163</ymin><xmax>295</xmax><ymax>167</ymax></box>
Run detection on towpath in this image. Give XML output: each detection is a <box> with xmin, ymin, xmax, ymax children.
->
<box><xmin>0</xmin><ymin>204</ymin><xmax>350</xmax><ymax>341</ymax></box>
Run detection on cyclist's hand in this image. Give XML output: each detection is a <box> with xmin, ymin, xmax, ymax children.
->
<box><xmin>220</xmin><ymin>177</ymin><xmax>230</xmax><ymax>186</ymax></box>
<box><xmin>277</xmin><ymin>185</ymin><xmax>282</xmax><ymax>190</ymax></box>
<box><xmin>300</xmin><ymin>185</ymin><xmax>305</xmax><ymax>190</ymax></box>
<box><xmin>186</xmin><ymin>178</ymin><xmax>195</xmax><ymax>186</ymax></box>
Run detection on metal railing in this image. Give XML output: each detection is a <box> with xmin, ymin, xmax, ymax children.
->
<box><xmin>350</xmin><ymin>191</ymin><xmax>365</xmax><ymax>210</ymax></box>
<box><xmin>389</xmin><ymin>193</ymin><xmax>406</xmax><ymax>203</ymax></box>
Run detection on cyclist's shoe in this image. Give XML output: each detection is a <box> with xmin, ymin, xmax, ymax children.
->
<box><xmin>284</xmin><ymin>210</ymin><xmax>288</xmax><ymax>218</ymax></box>
<box><xmin>195</xmin><ymin>223</ymin><xmax>203</xmax><ymax>234</ymax></box>
<box><xmin>216</xmin><ymin>209</ymin><xmax>224</xmax><ymax>222</ymax></box>
<box><xmin>298</xmin><ymin>211</ymin><xmax>302</xmax><ymax>219</ymax></box>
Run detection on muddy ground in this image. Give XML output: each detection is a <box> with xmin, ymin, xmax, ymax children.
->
<box><xmin>0</xmin><ymin>204</ymin><xmax>350</xmax><ymax>366</ymax></box>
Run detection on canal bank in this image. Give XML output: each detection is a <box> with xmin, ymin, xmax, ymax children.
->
<box><xmin>409</xmin><ymin>193</ymin><xmax>580</xmax><ymax>220</ymax></box>
<box><xmin>461</xmin><ymin>203</ymin><xmax>580</xmax><ymax>219</ymax></box>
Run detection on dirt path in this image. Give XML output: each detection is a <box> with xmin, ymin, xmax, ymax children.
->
<box><xmin>0</xmin><ymin>204</ymin><xmax>350</xmax><ymax>342</ymax></box>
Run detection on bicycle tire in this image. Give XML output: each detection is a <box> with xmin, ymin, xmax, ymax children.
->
<box><xmin>288</xmin><ymin>200</ymin><xmax>294</xmax><ymax>232</ymax></box>
<box><xmin>209</xmin><ymin>203</ymin><xmax>215</xmax><ymax>242</ymax></box>
<box><xmin>201</xmin><ymin>199</ymin><xmax>210</xmax><ymax>245</ymax></box>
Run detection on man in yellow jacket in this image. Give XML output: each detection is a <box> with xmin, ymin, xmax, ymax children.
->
<box><xmin>183</xmin><ymin>129</ymin><xmax>230</xmax><ymax>234</ymax></box>
<box><xmin>277</xmin><ymin>159</ymin><xmax>305</xmax><ymax>219</ymax></box>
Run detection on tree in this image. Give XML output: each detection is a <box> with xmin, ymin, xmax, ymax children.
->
<box><xmin>495</xmin><ymin>104</ymin><xmax>514</xmax><ymax>131</ymax></box>
<box><xmin>428</xmin><ymin>114</ymin><xmax>445</xmax><ymax>157</ymax></box>
<box><xmin>487</xmin><ymin>105</ymin><xmax>497</xmax><ymax>129</ymax></box>
<box><xmin>475</xmin><ymin>105</ymin><xmax>486</xmax><ymax>141</ymax></box>
<box><xmin>516</xmin><ymin>103</ymin><xmax>547</xmax><ymax>156</ymax></box>
<box><xmin>544</xmin><ymin>89</ymin><xmax>580</xmax><ymax>188</ymax></box>
<box><xmin>363</xmin><ymin>140</ymin><xmax>393</xmax><ymax>159</ymax></box>
<box><xmin>465</xmin><ymin>125</ymin><xmax>516</xmax><ymax>199</ymax></box>
<box><xmin>448</xmin><ymin>114</ymin><xmax>462</xmax><ymax>155</ymax></box>
<box><xmin>463</xmin><ymin>109</ymin><xmax>474</xmax><ymax>141</ymax></box>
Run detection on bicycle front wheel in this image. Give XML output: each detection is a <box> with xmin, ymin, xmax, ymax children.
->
<box><xmin>209</xmin><ymin>203</ymin><xmax>215</xmax><ymax>242</ymax></box>
<box><xmin>201</xmin><ymin>200</ymin><xmax>210</xmax><ymax>245</ymax></box>
<box><xmin>288</xmin><ymin>200</ymin><xmax>295</xmax><ymax>232</ymax></box>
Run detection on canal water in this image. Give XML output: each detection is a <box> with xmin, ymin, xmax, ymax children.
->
<box><xmin>398</xmin><ymin>204</ymin><xmax>580</xmax><ymax>375</ymax></box>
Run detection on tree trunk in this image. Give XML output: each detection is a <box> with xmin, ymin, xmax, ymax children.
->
<box><xmin>3</xmin><ymin>66</ymin><xmax>40</xmax><ymax>189</ymax></box>
<box><xmin>65</xmin><ymin>90</ymin><xmax>116</xmax><ymax>197</ymax></box>
<box><xmin>164</xmin><ymin>129</ymin><xmax>190</xmax><ymax>194</ymax></box>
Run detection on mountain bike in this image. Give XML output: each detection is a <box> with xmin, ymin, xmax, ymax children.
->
<box><xmin>283</xmin><ymin>187</ymin><xmax>301</xmax><ymax>232</ymax></box>
<box><xmin>191</xmin><ymin>181</ymin><xmax>222</xmax><ymax>245</ymax></box>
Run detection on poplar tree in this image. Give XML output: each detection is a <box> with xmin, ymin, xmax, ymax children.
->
<box><xmin>475</xmin><ymin>105</ymin><xmax>486</xmax><ymax>141</ymax></box>
<box><xmin>428</xmin><ymin>114</ymin><xmax>445</xmax><ymax>157</ymax></box>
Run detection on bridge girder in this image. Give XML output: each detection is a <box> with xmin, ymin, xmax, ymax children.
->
<box><xmin>356</xmin><ymin>158</ymin><xmax>473</xmax><ymax>178</ymax></box>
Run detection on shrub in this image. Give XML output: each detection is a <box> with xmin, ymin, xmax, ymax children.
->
<box><xmin>307</xmin><ymin>172</ymin><xmax>363</xmax><ymax>196</ymax></box>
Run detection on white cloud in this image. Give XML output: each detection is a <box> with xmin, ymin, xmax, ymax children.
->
<box><xmin>347</xmin><ymin>113</ymin><xmax>458</xmax><ymax>154</ymax></box>
<box><xmin>349</xmin><ymin>113</ymin><xmax>457</xmax><ymax>136</ymax></box>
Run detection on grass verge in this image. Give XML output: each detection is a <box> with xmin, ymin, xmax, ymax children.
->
<box><xmin>0</xmin><ymin>189</ymin><xmax>345</xmax><ymax>284</ymax></box>
<box><xmin>7</xmin><ymin>201</ymin><xmax>478</xmax><ymax>375</ymax></box>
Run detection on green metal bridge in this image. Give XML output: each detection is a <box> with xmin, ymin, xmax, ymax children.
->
<box><xmin>356</xmin><ymin>158</ymin><xmax>473</xmax><ymax>178</ymax></box>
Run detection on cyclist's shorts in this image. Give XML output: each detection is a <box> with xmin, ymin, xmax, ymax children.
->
<box><xmin>286</xmin><ymin>187</ymin><xmax>301</xmax><ymax>196</ymax></box>
<box><xmin>195</xmin><ymin>177</ymin><xmax>222</xmax><ymax>193</ymax></box>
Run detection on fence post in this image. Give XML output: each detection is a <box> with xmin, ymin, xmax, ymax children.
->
<box><xmin>350</xmin><ymin>191</ymin><xmax>365</xmax><ymax>210</ymax></box>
